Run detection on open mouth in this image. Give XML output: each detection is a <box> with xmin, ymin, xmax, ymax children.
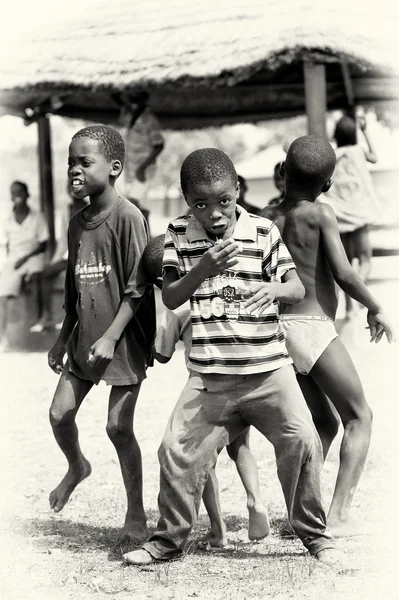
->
<box><xmin>71</xmin><ymin>178</ymin><xmax>84</xmax><ymax>193</ymax></box>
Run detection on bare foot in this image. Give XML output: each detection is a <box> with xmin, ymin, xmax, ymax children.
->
<box><xmin>117</xmin><ymin>520</ymin><xmax>148</xmax><ymax>547</ymax></box>
<box><xmin>123</xmin><ymin>549</ymin><xmax>157</xmax><ymax>565</ymax></box>
<box><xmin>248</xmin><ymin>505</ymin><xmax>270</xmax><ymax>541</ymax></box>
<box><xmin>198</xmin><ymin>527</ymin><xmax>227</xmax><ymax>549</ymax></box>
<box><xmin>328</xmin><ymin>516</ymin><xmax>376</xmax><ymax>538</ymax></box>
<box><xmin>49</xmin><ymin>458</ymin><xmax>91</xmax><ymax>512</ymax></box>
<box><xmin>316</xmin><ymin>548</ymin><xmax>350</xmax><ymax>570</ymax></box>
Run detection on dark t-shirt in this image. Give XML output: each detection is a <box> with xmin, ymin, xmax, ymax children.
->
<box><xmin>64</xmin><ymin>197</ymin><xmax>155</xmax><ymax>386</ymax></box>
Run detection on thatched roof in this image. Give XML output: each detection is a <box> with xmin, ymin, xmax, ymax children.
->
<box><xmin>1</xmin><ymin>0</ymin><xmax>399</xmax><ymax>128</ymax></box>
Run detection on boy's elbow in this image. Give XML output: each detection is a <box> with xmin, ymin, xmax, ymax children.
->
<box><xmin>292</xmin><ymin>280</ymin><xmax>305</xmax><ymax>303</ymax></box>
<box><xmin>296</xmin><ymin>281</ymin><xmax>306</xmax><ymax>302</ymax></box>
<box><xmin>162</xmin><ymin>288</ymin><xmax>179</xmax><ymax>310</ymax></box>
<box><xmin>153</xmin><ymin>350</ymin><xmax>171</xmax><ymax>364</ymax></box>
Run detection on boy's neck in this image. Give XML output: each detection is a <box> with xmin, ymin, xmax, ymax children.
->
<box><xmin>88</xmin><ymin>187</ymin><xmax>119</xmax><ymax>215</ymax></box>
<box><xmin>281</xmin><ymin>190</ymin><xmax>317</xmax><ymax>209</ymax></box>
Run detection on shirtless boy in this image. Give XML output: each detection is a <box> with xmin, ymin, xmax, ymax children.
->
<box><xmin>262</xmin><ymin>135</ymin><xmax>395</xmax><ymax>536</ymax></box>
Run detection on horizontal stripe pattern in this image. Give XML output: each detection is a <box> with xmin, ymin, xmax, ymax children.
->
<box><xmin>163</xmin><ymin>209</ymin><xmax>295</xmax><ymax>374</ymax></box>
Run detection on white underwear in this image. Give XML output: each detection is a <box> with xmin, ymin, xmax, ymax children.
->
<box><xmin>280</xmin><ymin>315</ymin><xmax>338</xmax><ymax>375</ymax></box>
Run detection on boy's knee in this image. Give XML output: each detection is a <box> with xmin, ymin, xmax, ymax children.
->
<box><xmin>49</xmin><ymin>407</ymin><xmax>74</xmax><ymax>428</ymax></box>
<box><xmin>106</xmin><ymin>422</ymin><xmax>133</xmax><ymax>444</ymax></box>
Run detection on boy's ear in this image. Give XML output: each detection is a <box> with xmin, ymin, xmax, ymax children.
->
<box><xmin>279</xmin><ymin>162</ymin><xmax>285</xmax><ymax>177</ymax></box>
<box><xmin>321</xmin><ymin>178</ymin><xmax>333</xmax><ymax>193</ymax></box>
<box><xmin>111</xmin><ymin>160</ymin><xmax>123</xmax><ymax>177</ymax></box>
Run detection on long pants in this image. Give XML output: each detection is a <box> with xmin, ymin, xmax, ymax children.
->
<box><xmin>144</xmin><ymin>366</ymin><xmax>335</xmax><ymax>559</ymax></box>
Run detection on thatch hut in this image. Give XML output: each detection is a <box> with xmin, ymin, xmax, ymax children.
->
<box><xmin>1</xmin><ymin>0</ymin><xmax>398</xmax><ymax>243</ymax></box>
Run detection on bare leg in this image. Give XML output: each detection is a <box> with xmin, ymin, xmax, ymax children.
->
<box><xmin>200</xmin><ymin>467</ymin><xmax>227</xmax><ymax>547</ymax></box>
<box><xmin>296</xmin><ymin>374</ymin><xmax>340</xmax><ymax>460</ymax></box>
<box><xmin>49</xmin><ymin>370</ymin><xmax>93</xmax><ymax>512</ymax></box>
<box><xmin>106</xmin><ymin>384</ymin><xmax>147</xmax><ymax>545</ymax></box>
<box><xmin>309</xmin><ymin>337</ymin><xmax>373</xmax><ymax>536</ymax></box>
<box><xmin>226</xmin><ymin>428</ymin><xmax>269</xmax><ymax>540</ymax></box>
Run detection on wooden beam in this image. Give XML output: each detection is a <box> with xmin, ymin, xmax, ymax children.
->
<box><xmin>37</xmin><ymin>115</ymin><xmax>55</xmax><ymax>255</ymax></box>
<box><xmin>303</xmin><ymin>61</ymin><xmax>327</xmax><ymax>137</ymax></box>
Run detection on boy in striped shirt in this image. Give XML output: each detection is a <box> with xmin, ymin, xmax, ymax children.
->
<box><xmin>124</xmin><ymin>148</ymin><xmax>343</xmax><ymax>567</ymax></box>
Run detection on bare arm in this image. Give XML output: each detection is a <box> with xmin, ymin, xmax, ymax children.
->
<box><xmin>319</xmin><ymin>204</ymin><xmax>380</xmax><ymax>310</ymax></box>
<box><xmin>359</xmin><ymin>118</ymin><xmax>377</xmax><ymax>163</ymax></box>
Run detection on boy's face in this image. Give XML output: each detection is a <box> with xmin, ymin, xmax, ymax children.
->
<box><xmin>184</xmin><ymin>177</ymin><xmax>238</xmax><ymax>237</ymax></box>
<box><xmin>68</xmin><ymin>137</ymin><xmax>121</xmax><ymax>198</ymax></box>
<box><xmin>10</xmin><ymin>183</ymin><xmax>28</xmax><ymax>207</ymax></box>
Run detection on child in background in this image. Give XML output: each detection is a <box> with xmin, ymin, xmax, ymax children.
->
<box><xmin>142</xmin><ymin>235</ymin><xmax>269</xmax><ymax>549</ymax></box>
<box><xmin>125</xmin><ymin>148</ymin><xmax>343</xmax><ymax>568</ymax></box>
<box><xmin>47</xmin><ymin>125</ymin><xmax>156</xmax><ymax>545</ymax></box>
<box><xmin>262</xmin><ymin>135</ymin><xmax>395</xmax><ymax>536</ymax></box>
<box><xmin>0</xmin><ymin>181</ymin><xmax>48</xmax><ymax>349</ymax></box>
<box><xmin>268</xmin><ymin>163</ymin><xmax>285</xmax><ymax>207</ymax></box>
<box><xmin>323</xmin><ymin>116</ymin><xmax>379</xmax><ymax>318</ymax></box>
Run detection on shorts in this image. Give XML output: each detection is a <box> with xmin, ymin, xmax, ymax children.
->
<box><xmin>280</xmin><ymin>315</ymin><xmax>338</xmax><ymax>375</ymax></box>
<box><xmin>0</xmin><ymin>257</ymin><xmax>43</xmax><ymax>297</ymax></box>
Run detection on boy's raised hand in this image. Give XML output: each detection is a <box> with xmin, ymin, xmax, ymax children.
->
<box><xmin>197</xmin><ymin>239</ymin><xmax>241</xmax><ymax>278</ymax></box>
<box><xmin>48</xmin><ymin>341</ymin><xmax>66</xmax><ymax>374</ymax></box>
<box><xmin>367</xmin><ymin>311</ymin><xmax>396</xmax><ymax>343</ymax></box>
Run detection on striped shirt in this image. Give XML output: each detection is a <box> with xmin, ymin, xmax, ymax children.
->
<box><xmin>163</xmin><ymin>206</ymin><xmax>295</xmax><ymax>375</ymax></box>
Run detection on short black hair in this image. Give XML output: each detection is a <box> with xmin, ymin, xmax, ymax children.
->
<box><xmin>285</xmin><ymin>135</ymin><xmax>336</xmax><ymax>187</ymax></box>
<box><xmin>334</xmin><ymin>116</ymin><xmax>357</xmax><ymax>147</ymax></box>
<box><xmin>142</xmin><ymin>235</ymin><xmax>165</xmax><ymax>288</ymax></box>
<box><xmin>72</xmin><ymin>125</ymin><xmax>125</xmax><ymax>166</ymax></box>
<box><xmin>11</xmin><ymin>180</ymin><xmax>29</xmax><ymax>195</ymax></box>
<box><xmin>180</xmin><ymin>148</ymin><xmax>237</xmax><ymax>196</ymax></box>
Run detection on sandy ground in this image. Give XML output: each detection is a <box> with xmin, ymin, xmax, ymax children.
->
<box><xmin>1</xmin><ymin>264</ymin><xmax>399</xmax><ymax>600</ymax></box>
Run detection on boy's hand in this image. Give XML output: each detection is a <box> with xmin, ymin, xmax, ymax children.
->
<box><xmin>367</xmin><ymin>311</ymin><xmax>396</xmax><ymax>343</ymax></box>
<box><xmin>242</xmin><ymin>282</ymin><xmax>279</xmax><ymax>314</ymax></box>
<box><xmin>48</xmin><ymin>341</ymin><xmax>66</xmax><ymax>374</ymax></box>
<box><xmin>87</xmin><ymin>335</ymin><xmax>116</xmax><ymax>367</ymax></box>
<box><xmin>197</xmin><ymin>239</ymin><xmax>241</xmax><ymax>278</ymax></box>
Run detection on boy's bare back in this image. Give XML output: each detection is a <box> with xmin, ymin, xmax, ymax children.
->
<box><xmin>263</xmin><ymin>201</ymin><xmax>338</xmax><ymax>319</ymax></box>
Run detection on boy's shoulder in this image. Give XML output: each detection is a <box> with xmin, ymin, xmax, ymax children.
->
<box><xmin>113</xmin><ymin>197</ymin><xmax>146</xmax><ymax>222</ymax></box>
<box><xmin>288</xmin><ymin>199</ymin><xmax>336</xmax><ymax>226</ymax></box>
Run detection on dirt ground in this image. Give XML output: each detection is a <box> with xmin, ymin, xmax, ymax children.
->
<box><xmin>1</xmin><ymin>271</ymin><xmax>399</xmax><ymax>600</ymax></box>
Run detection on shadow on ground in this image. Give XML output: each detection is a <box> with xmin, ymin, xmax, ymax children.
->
<box><xmin>19</xmin><ymin>512</ymin><xmax>297</xmax><ymax>564</ymax></box>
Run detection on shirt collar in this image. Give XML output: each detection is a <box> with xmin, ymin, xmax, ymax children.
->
<box><xmin>185</xmin><ymin>205</ymin><xmax>257</xmax><ymax>243</ymax></box>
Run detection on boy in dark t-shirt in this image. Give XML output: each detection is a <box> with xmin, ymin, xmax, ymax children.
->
<box><xmin>47</xmin><ymin>125</ymin><xmax>155</xmax><ymax>545</ymax></box>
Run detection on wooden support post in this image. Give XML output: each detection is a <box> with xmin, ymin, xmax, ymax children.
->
<box><xmin>37</xmin><ymin>115</ymin><xmax>55</xmax><ymax>255</ymax></box>
<box><xmin>303</xmin><ymin>61</ymin><xmax>327</xmax><ymax>137</ymax></box>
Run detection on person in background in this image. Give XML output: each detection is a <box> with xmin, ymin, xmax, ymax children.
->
<box><xmin>0</xmin><ymin>181</ymin><xmax>48</xmax><ymax>350</ymax></box>
<box><xmin>236</xmin><ymin>174</ymin><xmax>261</xmax><ymax>215</ymax></box>
<box><xmin>322</xmin><ymin>115</ymin><xmax>379</xmax><ymax>318</ymax></box>
<box><xmin>268</xmin><ymin>163</ymin><xmax>285</xmax><ymax>206</ymax></box>
<box><xmin>30</xmin><ymin>186</ymin><xmax>87</xmax><ymax>333</ymax></box>
<box><xmin>113</xmin><ymin>90</ymin><xmax>164</xmax><ymax>224</ymax></box>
